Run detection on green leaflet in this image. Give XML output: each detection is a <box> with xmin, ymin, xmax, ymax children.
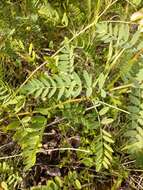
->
<box><xmin>101</xmin><ymin>118</ymin><xmax>114</xmax><ymax>125</ymax></box>
<box><xmin>95</xmin><ymin>129</ymin><xmax>114</xmax><ymax>171</ymax></box>
<box><xmin>96</xmin><ymin>22</ymin><xmax>141</xmax><ymax>49</ymax></box>
<box><xmin>0</xmin><ymin>80</ymin><xmax>13</xmax><ymax>104</ymax></box>
<box><xmin>5</xmin><ymin>116</ymin><xmax>47</xmax><ymax>170</ymax></box>
<box><xmin>21</xmin><ymin>71</ymin><xmax>93</xmax><ymax>100</ymax></box>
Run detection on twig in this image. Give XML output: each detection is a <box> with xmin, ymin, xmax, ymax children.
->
<box><xmin>47</xmin><ymin>118</ymin><xmax>65</xmax><ymax>127</ymax></box>
<box><xmin>0</xmin><ymin>142</ymin><xmax>15</xmax><ymax>151</ymax></box>
<box><xmin>0</xmin><ymin>154</ymin><xmax>22</xmax><ymax>160</ymax></box>
<box><xmin>124</xmin><ymin>0</ymin><xmax>137</xmax><ymax>8</ymax></box>
<box><xmin>109</xmin><ymin>83</ymin><xmax>133</xmax><ymax>91</ymax></box>
<box><xmin>99</xmin><ymin>100</ymin><xmax>130</xmax><ymax>114</ymax></box>
<box><xmin>122</xmin><ymin>160</ymin><xmax>135</xmax><ymax>166</ymax></box>
<box><xmin>130</xmin><ymin>177</ymin><xmax>143</xmax><ymax>190</ymax></box>
<box><xmin>86</xmin><ymin>101</ymin><xmax>130</xmax><ymax>114</ymax></box>
<box><xmin>41</xmin><ymin>148</ymin><xmax>90</xmax><ymax>153</ymax></box>
<box><xmin>138</xmin><ymin>177</ymin><xmax>143</xmax><ymax>190</ymax></box>
<box><xmin>102</xmin><ymin>20</ymin><xmax>136</xmax><ymax>24</ymax></box>
<box><xmin>125</xmin><ymin>169</ymin><xmax>143</xmax><ymax>172</ymax></box>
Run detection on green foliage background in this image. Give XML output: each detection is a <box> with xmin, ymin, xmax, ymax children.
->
<box><xmin>1</xmin><ymin>0</ymin><xmax>143</xmax><ymax>189</ymax></box>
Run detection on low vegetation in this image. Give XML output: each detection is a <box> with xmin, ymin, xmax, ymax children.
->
<box><xmin>0</xmin><ymin>0</ymin><xmax>143</xmax><ymax>189</ymax></box>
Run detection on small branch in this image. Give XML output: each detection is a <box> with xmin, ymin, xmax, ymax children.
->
<box><xmin>86</xmin><ymin>101</ymin><xmax>130</xmax><ymax>114</ymax></box>
<box><xmin>41</xmin><ymin>148</ymin><xmax>90</xmax><ymax>154</ymax></box>
<box><xmin>0</xmin><ymin>154</ymin><xmax>22</xmax><ymax>160</ymax></box>
<box><xmin>122</xmin><ymin>160</ymin><xmax>135</xmax><ymax>166</ymax></box>
<box><xmin>0</xmin><ymin>142</ymin><xmax>15</xmax><ymax>151</ymax></box>
<box><xmin>130</xmin><ymin>177</ymin><xmax>143</xmax><ymax>190</ymax></box>
<box><xmin>99</xmin><ymin>100</ymin><xmax>130</xmax><ymax>114</ymax></box>
<box><xmin>47</xmin><ymin>118</ymin><xmax>65</xmax><ymax>127</ymax></box>
<box><xmin>109</xmin><ymin>83</ymin><xmax>133</xmax><ymax>91</ymax></box>
<box><xmin>102</xmin><ymin>20</ymin><xmax>135</xmax><ymax>24</ymax></box>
